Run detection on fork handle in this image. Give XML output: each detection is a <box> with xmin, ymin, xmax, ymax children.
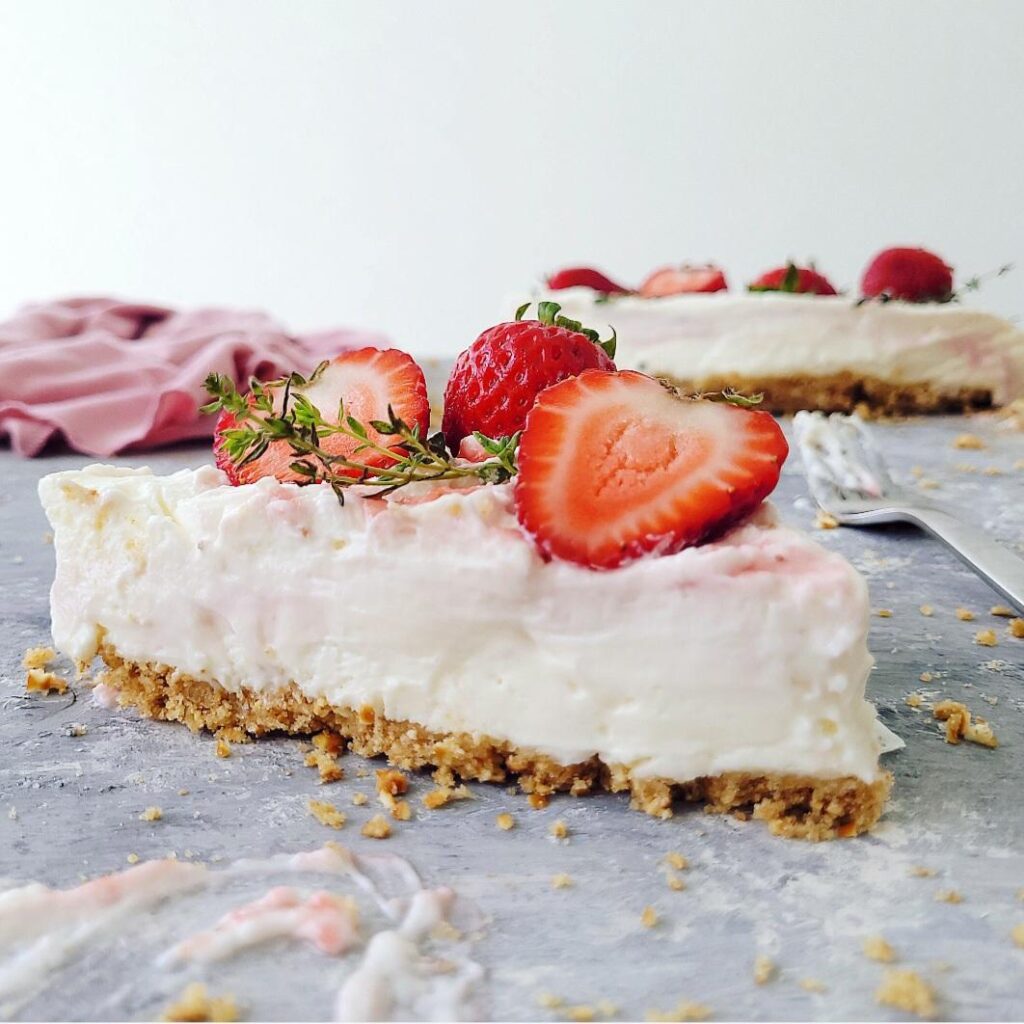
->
<box><xmin>906</xmin><ymin>507</ymin><xmax>1024</xmax><ymax>614</ymax></box>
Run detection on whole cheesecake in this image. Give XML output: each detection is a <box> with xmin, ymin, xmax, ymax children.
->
<box><xmin>524</xmin><ymin>250</ymin><xmax>1024</xmax><ymax>414</ymax></box>
<box><xmin>521</xmin><ymin>289</ymin><xmax>1024</xmax><ymax>414</ymax></box>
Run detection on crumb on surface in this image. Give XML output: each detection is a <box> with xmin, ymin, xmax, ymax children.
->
<box><xmin>935</xmin><ymin>889</ymin><xmax>963</xmax><ymax>904</ymax></box>
<box><xmin>905</xmin><ymin>693</ymin><xmax>925</xmax><ymax>709</ymax></box>
<box><xmin>139</xmin><ymin>806</ymin><xmax>163</xmax><ymax>822</ymax></box>
<box><xmin>312</xmin><ymin>730</ymin><xmax>343</xmax><ymax>755</ymax></box>
<box><xmin>641</xmin><ymin>905</ymin><xmax>659</xmax><ymax>929</ymax></box>
<box><xmin>160</xmin><ymin>981</ymin><xmax>239</xmax><ymax>1022</ymax></box>
<box><xmin>974</xmin><ymin>628</ymin><xmax>998</xmax><ymax>647</ymax></box>
<box><xmin>953</xmin><ymin>432</ymin><xmax>986</xmax><ymax>449</ymax></box>
<box><xmin>874</xmin><ymin>608</ymin><xmax>893</xmax><ymax>618</ymax></box>
<box><xmin>990</xmin><ymin>605</ymin><xmax>1014</xmax><ymax>617</ymax></box>
<box><xmin>308</xmin><ymin>799</ymin><xmax>345</xmax><ymax>830</ymax></box>
<box><xmin>550</xmin><ymin>819</ymin><xmax>569</xmax><ymax>840</ymax></box>
<box><xmin>753</xmin><ymin>954</ymin><xmax>776</xmax><ymax>984</ymax></box>
<box><xmin>1008</xmin><ymin>618</ymin><xmax>1024</xmax><ymax>638</ymax></box>
<box><xmin>496</xmin><ymin>812</ymin><xmax>515</xmax><ymax>831</ymax></box>
<box><xmin>799</xmin><ymin>978</ymin><xmax>827</xmax><ymax>993</ymax></box>
<box><xmin>814</xmin><ymin>508</ymin><xmax>839</xmax><ymax>529</ymax></box>
<box><xmin>304</xmin><ymin>749</ymin><xmax>343</xmax><ymax>783</ymax></box>
<box><xmin>918</xmin><ymin>671</ymin><xmax>934</xmax><ymax>683</ymax></box>
<box><xmin>1012</xmin><ymin>923</ymin><xmax>1024</xmax><ymax>948</ymax></box>
<box><xmin>22</xmin><ymin>646</ymin><xmax>56</xmax><ymax>670</ymax></box>
<box><xmin>25</xmin><ymin>668</ymin><xmax>68</xmax><ymax>694</ymax></box>
<box><xmin>389</xmin><ymin>799</ymin><xmax>412</xmax><ymax>821</ymax></box>
<box><xmin>376</xmin><ymin>768</ymin><xmax>409</xmax><ymax>796</ymax></box>
<box><xmin>536</xmin><ymin>992</ymin><xmax>564</xmax><ymax>1009</ymax></box>
<box><xmin>666</xmin><ymin>872</ymin><xmax>686</xmax><ymax>892</ymax></box>
<box><xmin>665</xmin><ymin>851</ymin><xmax>689</xmax><ymax>871</ymax></box>
<box><xmin>215</xmin><ymin>738</ymin><xmax>231</xmax><ymax>759</ymax></box>
<box><xmin>955</xmin><ymin>607</ymin><xmax>975</xmax><ymax>621</ymax></box>
<box><xmin>566</xmin><ymin>1006</ymin><xmax>595</xmax><ymax>1022</ymax></box>
<box><xmin>551</xmin><ymin>873</ymin><xmax>573</xmax><ymax>889</ymax></box>
<box><xmin>910</xmin><ymin>865</ymin><xmax>937</xmax><ymax>878</ymax></box>
<box><xmin>352</xmin><ymin>792</ymin><xmax>368</xmax><ymax>806</ymax></box>
<box><xmin>863</xmin><ymin>935</ymin><xmax>896</xmax><ymax>963</ymax></box>
<box><xmin>126</xmin><ymin>852</ymin><xmax>140</xmax><ymax>864</ymax></box>
<box><xmin>964</xmin><ymin>719</ymin><xmax>998</xmax><ymax>749</ymax></box>
<box><xmin>644</xmin><ymin>1000</ymin><xmax>711</xmax><ymax>1022</ymax></box>
<box><xmin>875</xmin><ymin>968</ymin><xmax>936</xmax><ymax>1019</ymax></box>
<box><xmin>65</xmin><ymin>722</ymin><xmax>88</xmax><ymax>737</ymax></box>
<box><xmin>919</xmin><ymin>605</ymin><xmax>934</xmax><ymax>617</ymax></box>
<box><xmin>933</xmin><ymin>699</ymin><xmax>998</xmax><ymax>748</ymax></box>
<box><xmin>361</xmin><ymin>813</ymin><xmax>392</xmax><ymax>839</ymax></box>
<box><xmin>422</xmin><ymin>783</ymin><xmax>472</xmax><ymax>810</ymax></box>
<box><xmin>528</xmin><ymin>790</ymin><xmax>551</xmax><ymax>810</ymax></box>
<box><xmin>918</xmin><ymin>478</ymin><xmax>940</xmax><ymax>490</ymax></box>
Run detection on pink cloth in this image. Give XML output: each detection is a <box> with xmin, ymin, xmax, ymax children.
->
<box><xmin>0</xmin><ymin>297</ymin><xmax>387</xmax><ymax>457</ymax></box>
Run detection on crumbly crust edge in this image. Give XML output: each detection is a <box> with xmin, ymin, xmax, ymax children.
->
<box><xmin>97</xmin><ymin>643</ymin><xmax>891</xmax><ymax>840</ymax></box>
<box><xmin>653</xmin><ymin>370</ymin><xmax>993</xmax><ymax>416</ymax></box>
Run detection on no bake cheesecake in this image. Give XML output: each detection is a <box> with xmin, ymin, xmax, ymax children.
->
<box><xmin>526</xmin><ymin>249</ymin><xmax>1024</xmax><ymax>414</ymax></box>
<box><xmin>39</xmin><ymin>306</ymin><xmax>892</xmax><ymax>839</ymax></box>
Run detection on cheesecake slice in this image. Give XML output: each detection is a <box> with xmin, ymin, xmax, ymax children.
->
<box><xmin>40</xmin><ymin>464</ymin><xmax>890</xmax><ymax>839</ymax></box>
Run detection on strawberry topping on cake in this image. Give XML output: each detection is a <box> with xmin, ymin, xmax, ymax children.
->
<box><xmin>860</xmin><ymin>246</ymin><xmax>954</xmax><ymax>302</ymax></box>
<box><xmin>442</xmin><ymin>301</ymin><xmax>616</xmax><ymax>449</ymax></box>
<box><xmin>638</xmin><ymin>265</ymin><xmax>729</xmax><ymax>297</ymax></box>
<box><xmin>514</xmin><ymin>370</ymin><xmax>789</xmax><ymax>569</ymax></box>
<box><xmin>214</xmin><ymin>348</ymin><xmax>429</xmax><ymax>485</ymax></box>
<box><xmin>748</xmin><ymin>263</ymin><xmax>838</xmax><ymax>295</ymax></box>
<box><xmin>547</xmin><ymin>266</ymin><xmax>630</xmax><ymax>294</ymax></box>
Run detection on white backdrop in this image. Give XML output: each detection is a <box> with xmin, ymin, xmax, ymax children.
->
<box><xmin>0</xmin><ymin>0</ymin><xmax>1021</xmax><ymax>355</ymax></box>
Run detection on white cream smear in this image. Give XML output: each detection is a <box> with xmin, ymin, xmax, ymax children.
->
<box><xmin>522</xmin><ymin>289</ymin><xmax>1024</xmax><ymax>403</ymax></box>
<box><xmin>40</xmin><ymin>465</ymin><xmax>886</xmax><ymax>785</ymax></box>
<box><xmin>0</xmin><ymin>844</ymin><xmax>482</xmax><ymax>1020</ymax></box>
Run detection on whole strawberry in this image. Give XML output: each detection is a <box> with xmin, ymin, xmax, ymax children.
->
<box><xmin>442</xmin><ymin>302</ymin><xmax>616</xmax><ymax>450</ymax></box>
<box><xmin>748</xmin><ymin>263</ymin><xmax>837</xmax><ymax>295</ymax></box>
<box><xmin>861</xmin><ymin>247</ymin><xmax>953</xmax><ymax>302</ymax></box>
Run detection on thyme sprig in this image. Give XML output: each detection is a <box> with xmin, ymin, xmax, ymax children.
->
<box><xmin>201</xmin><ymin>366</ymin><xmax>519</xmax><ymax>504</ymax></box>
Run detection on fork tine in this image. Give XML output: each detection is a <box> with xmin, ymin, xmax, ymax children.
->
<box><xmin>793</xmin><ymin>411</ymin><xmax>893</xmax><ymax>505</ymax></box>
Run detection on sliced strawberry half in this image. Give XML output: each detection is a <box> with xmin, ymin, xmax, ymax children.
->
<box><xmin>638</xmin><ymin>265</ymin><xmax>728</xmax><ymax>297</ymax></box>
<box><xmin>214</xmin><ymin>347</ymin><xmax>429</xmax><ymax>485</ymax></box>
<box><xmin>514</xmin><ymin>370</ymin><xmax>788</xmax><ymax>569</ymax></box>
<box><xmin>546</xmin><ymin>266</ymin><xmax>630</xmax><ymax>294</ymax></box>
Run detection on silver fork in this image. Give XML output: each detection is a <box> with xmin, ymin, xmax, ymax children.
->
<box><xmin>794</xmin><ymin>411</ymin><xmax>1024</xmax><ymax>613</ymax></box>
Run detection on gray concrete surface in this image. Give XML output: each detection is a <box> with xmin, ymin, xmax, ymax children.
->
<box><xmin>1</xmin><ymin>414</ymin><xmax>1023</xmax><ymax>1021</ymax></box>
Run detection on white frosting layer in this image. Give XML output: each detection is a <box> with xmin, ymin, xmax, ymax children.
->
<box><xmin>522</xmin><ymin>289</ymin><xmax>1024</xmax><ymax>403</ymax></box>
<box><xmin>40</xmin><ymin>465</ymin><xmax>882</xmax><ymax>784</ymax></box>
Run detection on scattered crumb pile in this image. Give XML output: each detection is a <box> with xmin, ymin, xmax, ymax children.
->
<box><xmin>933</xmin><ymin>700</ymin><xmax>998</xmax><ymax>748</ymax></box>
